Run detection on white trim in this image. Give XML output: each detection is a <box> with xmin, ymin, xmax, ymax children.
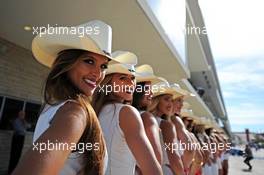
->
<box><xmin>186</xmin><ymin>1</ymin><xmax>210</xmax><ymax>71</ymax></box>
<box><xmin>0</xmin><ymin>97</ymin><xmax>5</xmax><ymax>121</ymax></box>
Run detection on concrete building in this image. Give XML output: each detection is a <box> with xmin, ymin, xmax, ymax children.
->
<box><xmin>0</xmin><ymin>0</ymin><xmax>231</xmax><ymax>174</ymax></box>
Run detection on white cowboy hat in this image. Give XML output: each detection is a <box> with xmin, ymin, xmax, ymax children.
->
<box><xmin>152</xmin><ymin>78</ymin><xmax>180</xmax><ymax>98</ymax></box>
<box><xmin>135</xmin><ymin>64</ymin><xmax>162</xmax><ymax>85</ymax></box>
<box><xmin>106</xmin><ymin>50</ymin><xmax>137</xmax><ymax>75</ymax></box>
<box><xmin>32</xmin><ymin>20</ymin><xmax>114</xmax><ymax>67</ymax></box>
<box><xmin>193</xmin><ymin>118</ymin><xmax>204</xmax><ymax>125</ymax></box>
<box><xmin>170</xmin><ymin>83</ymin><xmax>195</xmax><ymax>99</ymax></box>
<box><xmin>182</xmin><ymin>102</ymin><xmax>191</xmax><ymax>110</ymax></box>
<box><xmin>198</xmin><ymin>117</ymin><xmax>214</xmax><ymax>129</ymax></box>
<box><xmin>180</xmin><ymin>108</ymin><xmax>193</xmax><ymax>117</ymax></box>
<box><xmin>180</xmin><ymin>108</ymin><xmax>199</xmax><ymax>121</ymax></box>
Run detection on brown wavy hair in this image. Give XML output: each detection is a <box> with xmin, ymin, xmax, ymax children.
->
<box><xmin>132</xmin><ymin>82</ymin><xmax>147</xmax><ymax>111</ymax></box>
<box><xmin>43</xmin><ymin>49</ymin><xmax>106</xmax><ymax>175</ymax></box>
<box><xmin>91</xmin><ymin>74</ymin><xmax>123</xmax><ymax>115</ymax></box>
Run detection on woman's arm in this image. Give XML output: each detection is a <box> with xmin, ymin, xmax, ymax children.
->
<box><xmin>171</xmin><ymin>116</ymin><xmax>194</xmax><ymax>171</ymax></box>
<box><xmin>189</xmin><ymin>133</ymin><xmax>203</xmax><ymax>175</ymax></box>
<box><xmin>171</xmin><ymin>116</ymin><xmax>191</xmax><ymax>145</ymax></box>
<box><xmin>119</xmin><ymin>106</ymin><xmax>162</xmax><ymax>175</ymax></box>
<box><xmin>12</xmin><ymin>102</ymin><xmax>87</xmax><ymax>175</ymax></box>
<box><xmin>141</xmin><ymin>111</ymin><xmax>163</xmax><ymax>164</ymax></box>
<box><xmin>160</xmin><ymin>120</ymin><xmax>185</xmax><ymax>175</ymax></box>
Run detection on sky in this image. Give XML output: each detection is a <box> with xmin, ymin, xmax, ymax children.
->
<box><xmin>199</xmin><ymin>0</ymin><xmax>264</xmax><ymax>133</ymax></box>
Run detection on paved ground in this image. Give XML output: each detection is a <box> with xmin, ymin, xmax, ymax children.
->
<box><xmin>229</xmin><ymin>149</ymin><xmax>264</xmax><ymax>175</ymax></box>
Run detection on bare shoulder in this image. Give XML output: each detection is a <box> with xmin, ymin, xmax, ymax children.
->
<box><xmin>171</xmin><ymin>116</ymin><xmax>185</xmax><ymax>129</ymax></box>
<box><xmin>56</xmin><ymin>101</ymin><xmax>87</xmax><ymax>123</ymax></box>
<box><xmin>49</xmin><ymin>101</ymin><xmax>87</xmax><ymax>136</ymax></box>
<box><xmin>119</xmin><ymin>105</ymin><xmax>141</xmax><ymax>123</ymax></box>
<box><xmin>160</xmin><ymin>120</ymin><xmax>175</xmax><ymax>133</ymax></box>
<box><xmin>120</xmin><ymin>105</ymin><xmax>139</xmax><ymax>116</ymax></box>
<box><xmin>141</xmin><ymin>111</ymin><xmax>158</xmax><ymax>127</ymax></box>
<box><xmin>119</xmin><ymin>105</ymin><xmax>143</xmax><ymax>131</ymax></box>
<box><xmin>31</xmin><ymin>100</ymin><xmax>89</xmax><ymax>157</ymax></box>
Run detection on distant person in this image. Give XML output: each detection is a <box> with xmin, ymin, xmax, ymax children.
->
<box><xmin>8</xmin><ymin>110</ymin><xmax>29</xmax><ymax>174</ymax></box>
<box><xmin>243</xmin><ymin>144</ymin><xmax>253</xmax><ymax>171</ymax></box>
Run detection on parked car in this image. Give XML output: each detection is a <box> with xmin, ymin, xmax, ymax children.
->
<box><xmin>229</xmin><ymin>147</ymin><xmax>243</xmax><ymax>156</ymax></box>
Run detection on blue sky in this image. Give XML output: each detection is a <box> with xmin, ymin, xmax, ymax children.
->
<box><xmin>199</xmin><ymin>0</ymin><xmax>264</xmax><ymax>132</ymax></box>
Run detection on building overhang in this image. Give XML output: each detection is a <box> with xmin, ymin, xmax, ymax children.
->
<box><xmin>177</xmin><ymin>79</ymin><xmax>214</xmax><ymax>118</ymax></box>
<box><xmin>0</xmin><ymin>0</ymin><xmax>190</xmax><ymax>81</ymax></box>
<box><xmin>186</xmin><ymin>1</ymin><xmax>211</xmax><ymax>72</ymax></box>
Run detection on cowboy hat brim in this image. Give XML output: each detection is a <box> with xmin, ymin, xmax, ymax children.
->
<box><xmin>106</xmin><ymin>64</ymin><xmax>137</xmax><ymax>76</ymax></box>
<box><xmin>136</xmin><ymin>76</ymin><xmax>163</xmax><ymax>85</ymax></box>
<box><xmin>153</xmin><ymin>87</ymin><xmax>179</xmax><ymax>98</ymax></box>
<box><xmin>32</xmin><ymin>32</ymin><xmax>114</xmax><ymax>68</ymax></box>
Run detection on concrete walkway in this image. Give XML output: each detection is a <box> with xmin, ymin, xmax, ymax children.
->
<box><xmin>229</xmin><ymin>149</ymin><xmax>264</xmax><ymax>175</ymax></box>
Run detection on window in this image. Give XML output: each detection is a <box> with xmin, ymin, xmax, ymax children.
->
<box><xmin>25</xmin><ymin>102</ymin><xmax>41</xmax><ymax>131</ymax></box>
<box><xmin>0</xmin><ymin>98</ymin><xmax>24</xmax><ymax>130</ymax></box>
<box><xmin>0</xmin><ymin>96</ymin><xmax>42</xmax><ymax>131</ymax></box>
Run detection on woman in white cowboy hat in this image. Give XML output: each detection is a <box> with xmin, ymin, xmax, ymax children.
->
<box><xmin>212</xmin><ymin>131</ymin><xmax>226</xmax><ymax>175</ymax></box>
<box><xmin>12</xmin><ymin>20</ymin><xmax>115</xmax><ymax>175</ymax></box>
<box><xmin>148</xmin><ymin>79</ymin><xmax>185</xmax><ymax>175</ymax></box>
<box><xmin>204</xmin><ymin>125</ymin><xmax>222</xmax><ymax>175</ymax></box>
<box><xmin>169</xmin><ymin>84</ymin><xmax>196</xmax><ymax>175</ymax></box>
<box><xmin>92</xmin><ymin>51</ymin><xmax>162</xmax><ymax>175</ymax></box>
<box><xmin>198</xmin><ymin>117</ymin><xmax>218</xmax><ymax>175</ymax></box>
<box><xmin>132</xmin><ymin>64</ymin><xmax>164</xmax><ymax>173</ymax></box>
<box><xmin>194</xmin><ymin>118</ymin><xmax>216</xmax><ymax>175</ymax></box>
<box><xmin>180</xmin><ymin>107</ymin><xmax>204</xmax><ymax>175</ymax></box>
<box><xmin>192</xmin><ymin>120</ymin><xmax>211</xmax><ymax>175</ymax></box>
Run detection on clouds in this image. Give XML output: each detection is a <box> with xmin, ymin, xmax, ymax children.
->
<box><xmin>227</xmin><ymin>103</ymin><xmax>264</xmax><ymax>124</ymax></box>
<box><xmin>199</xmin><ymin>0</ymin><xmax>264</xmax><ymax>132</ymax></box>
<box><xmin>199</xmin><ymin>0</ymin><xmax>264</xmax><ymax>58</ymax></box>
<box><xmin>216</xmin><ymin>55</ymin><xmax>264</xmax><ymax>132</ymax></box>
<box><xmin>227</xmin><ymin>102</ymin><xmax>264</xmax><ymax>132</ymax></box>
<box><xmin>217</xmin><ymin>57</ymin><xmax>264</xmax><ymax>91</ymax></box>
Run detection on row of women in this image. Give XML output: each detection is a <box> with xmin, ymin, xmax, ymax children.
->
<box><xmin>12</xmin><ymin>20</ymin><xmax>230</xmax><ymax>175</ymax></box>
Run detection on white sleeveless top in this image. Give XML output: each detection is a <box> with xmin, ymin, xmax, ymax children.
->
<box><xmin>156</xmin><ymin>117</ymin><xmax>175</xmax><ymax>175</ymax></box>
<box><xmin>33</xmin><ymin>100</ymin><xmax>107</xmax><ymax>175</ymax></box>
<box><xmin>99</xmin><ymin>103</ymin><xmax>136</xmax><ymax>175</ymax></box>
<box><xmin>156</xmin><ymin>117</ymin><xmax>170</xmax><ymax>165</ymax></box>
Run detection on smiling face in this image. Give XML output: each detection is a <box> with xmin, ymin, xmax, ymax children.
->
<box><xmin>173</xmin><ymin>96</ymin><xmax>184</xmax><ymax>115</ymax></box>
<box><xmin>67</xmin><ymin>52</ymin><xmax>108</xmax><ymax>96</ymax></box>
<box><xmin>157</xmin><ymin>94</ymin><xmax>173</xmax><ymax>116</ymax></box>
<box><xmin>111</xmin><ymin>73</ymin><xmax>136</xmax><ymax>102</ymax></box>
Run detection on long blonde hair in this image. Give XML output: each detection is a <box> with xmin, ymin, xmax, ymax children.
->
<box><xmin>148</xmin><ymin>94</ymin><xmax>172</xmax><ymax>120</ymax></box>
<box><xmin>43</xmin><ymin>49</ymin><xmax>106</xmax><ymax>175</ymax></box>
